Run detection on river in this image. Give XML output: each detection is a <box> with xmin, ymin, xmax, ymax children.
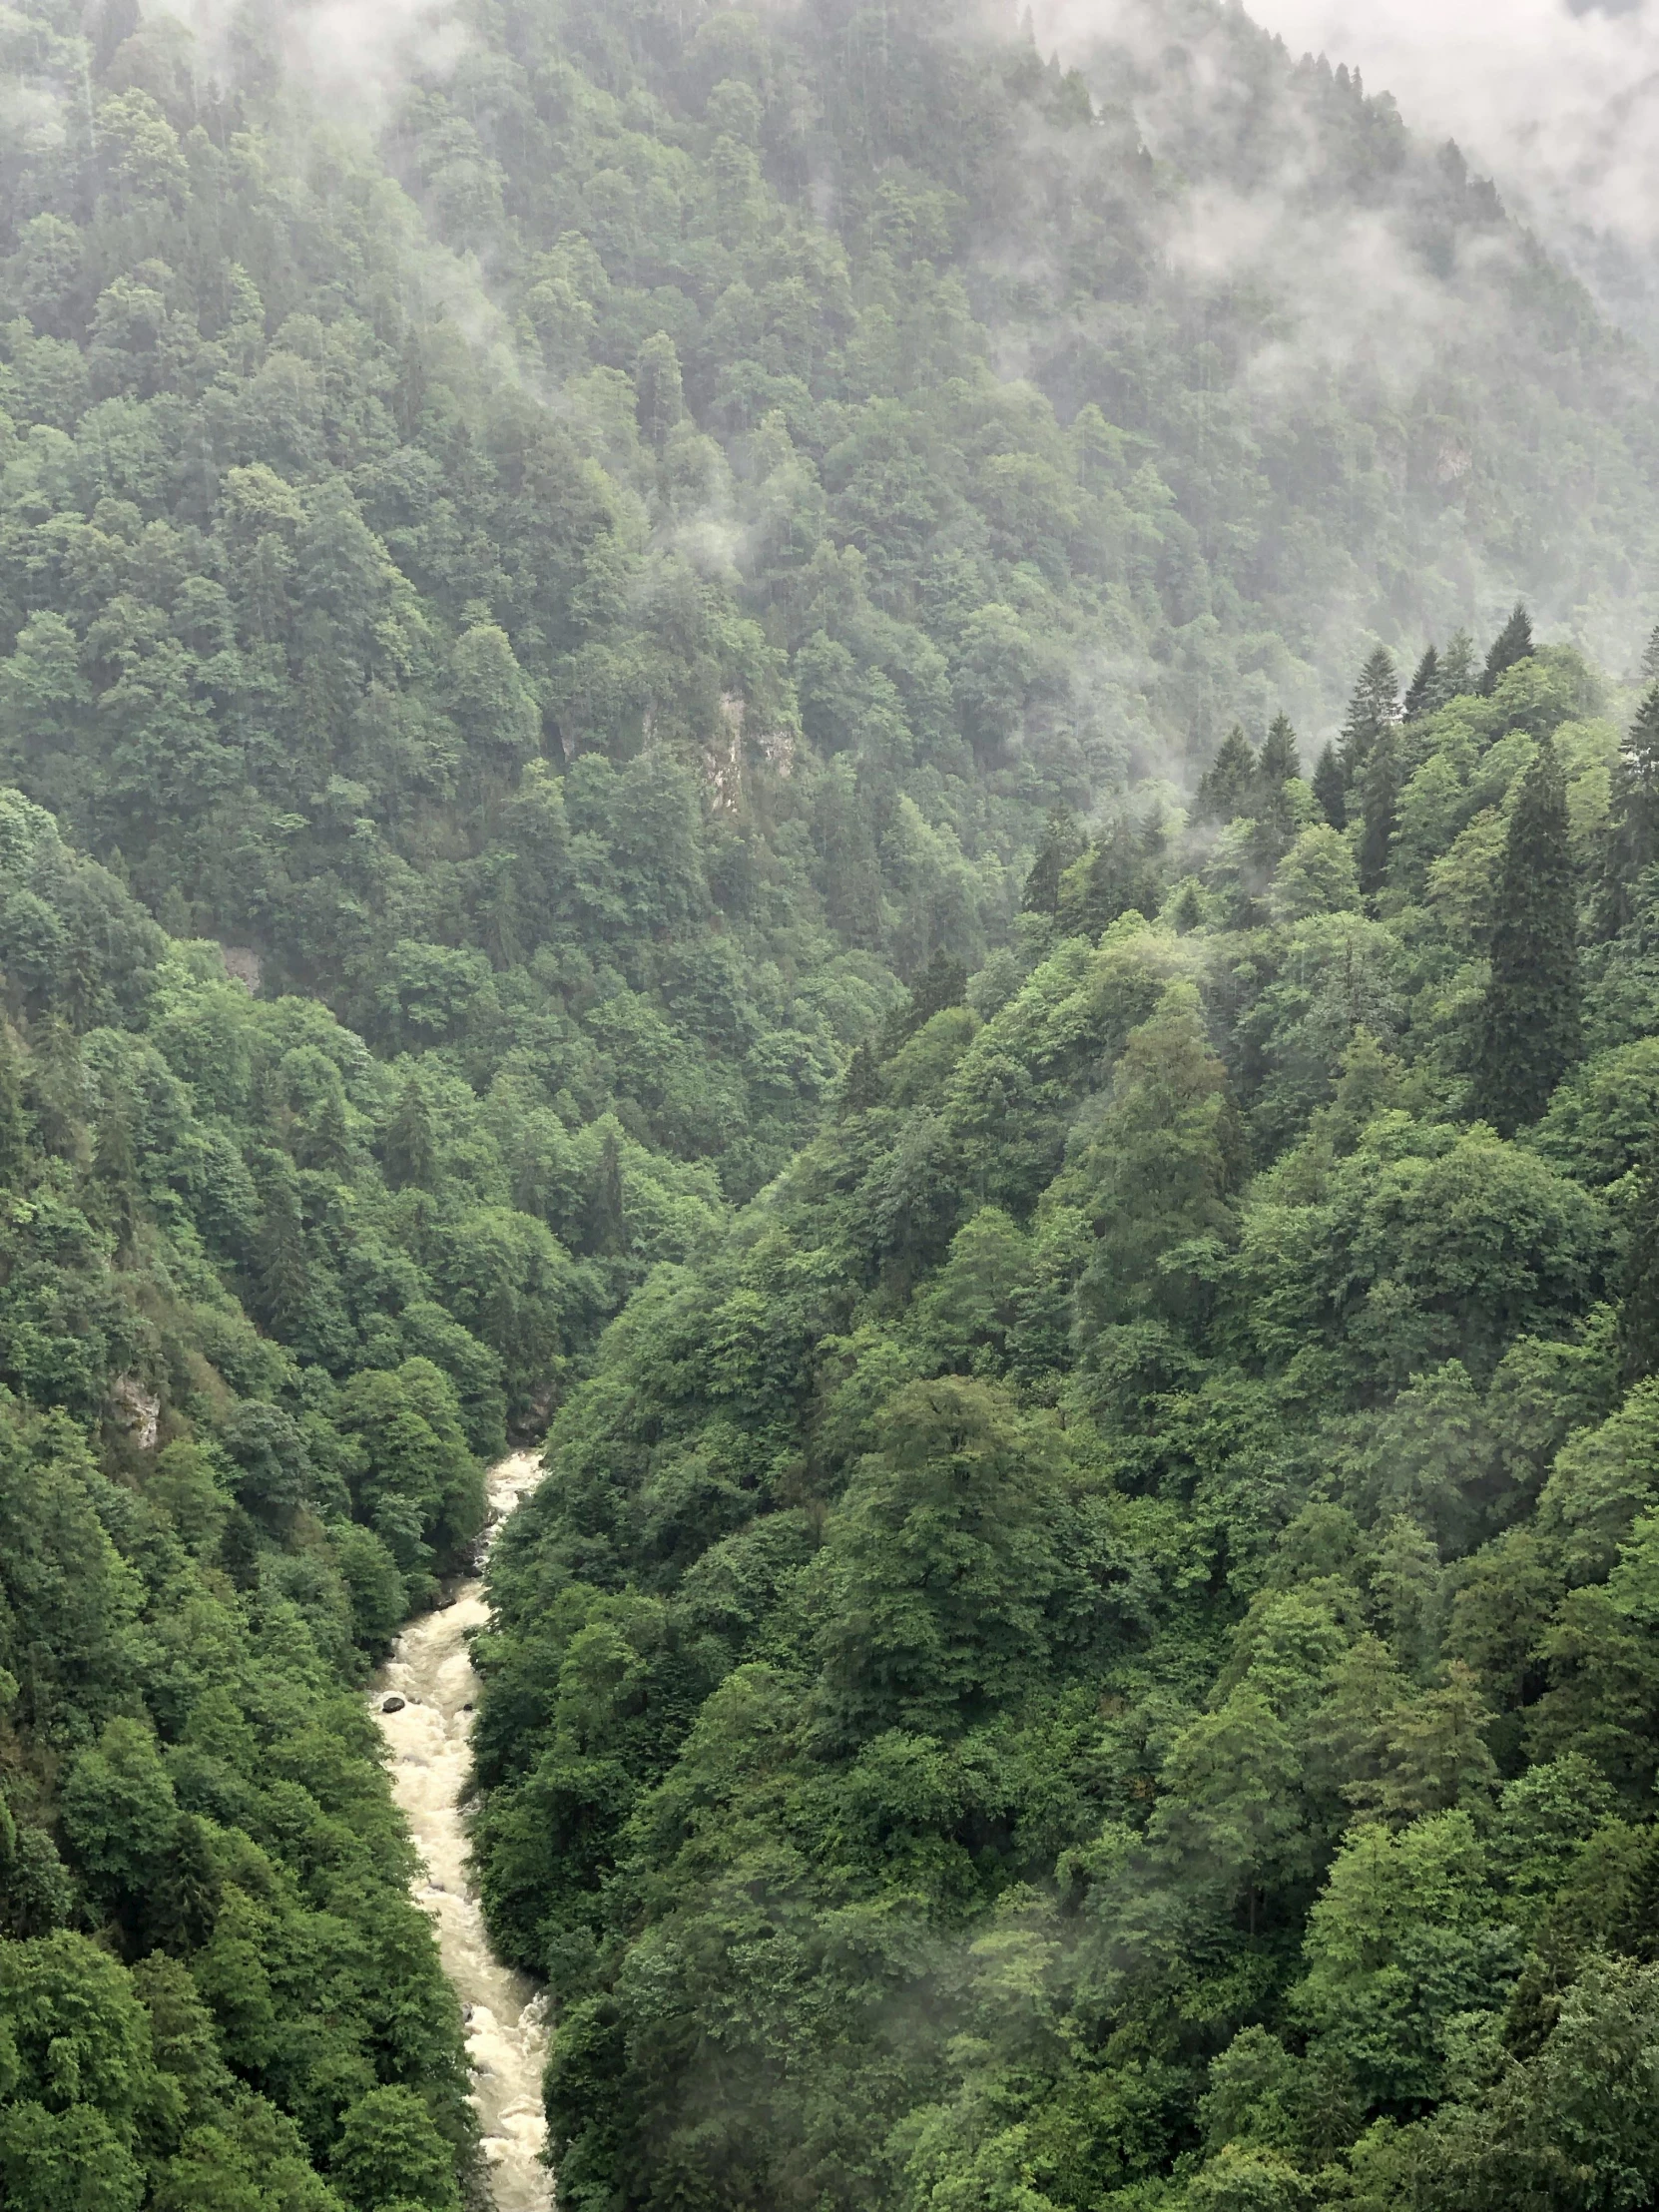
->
<box><xmin>371</xmin><ymin>1450</ymin><xmax>554</xmax><ymax>2212</ymax></box>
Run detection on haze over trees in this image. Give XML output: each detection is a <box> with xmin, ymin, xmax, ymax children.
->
<box><xmin>2</xmin><ymin>0</ymin><xmax>1659</xmax><ymax>2206</ymax></box>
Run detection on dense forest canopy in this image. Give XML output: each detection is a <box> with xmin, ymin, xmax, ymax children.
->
<box><xmin>1</xmin><ymin>0</ymin><xmax>1659</xmax><ymax>2206</ymax></box>
<box><xmin>469</xmin><ymin>602</ymin><xmax>1659</xmax><ymax>2209</ymax></box>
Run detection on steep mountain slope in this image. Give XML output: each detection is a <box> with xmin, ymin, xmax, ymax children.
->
<box><xmin>472</xmin><ymin>620</ymin><xmax>1659</xmax><ymax>2209</ymax></box>
<box><xmin>0</xmin><ymin>0</ymin><xmax>1655</xmax><ymax>1228</ymax></box>
<box><xmin>2</xmin><ymin>0</ymin><xmax>1659</xmax><ymax>2208</ymax></box>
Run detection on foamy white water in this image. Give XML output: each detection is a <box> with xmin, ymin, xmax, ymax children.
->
<box><xmin>371</xmin><ymin>1451</ymin><xmax>553</xmax><ymax>2211</ymax></box>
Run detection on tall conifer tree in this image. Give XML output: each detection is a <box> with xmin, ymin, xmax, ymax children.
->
<box><xmin>383</xmin><ymin>1073</ymin><xmax>435</xmax><ymax>1192</ymax></box>
<box><xmin>1358</xmin><ymin>728</ymin><xmax>1401</xmax><ymax>896</ymax></box>
<box><xmin>1471</xmin><ymin>738</ymin><xmax>1580</xmax><ymax>1133</ymax></box>
<box><xmin>1313</xmin><ymin>742</ymin><xmax>1347</xmax><ymax>829</ymax></box>
<box><xmin>1195</xmin><ymin>727</ymin><xmax>1257</xmax><ymax>824</ymax></box>
<box><xmin>1619</xmin><ymin>1134</ymin><xmax>1659</xmax><ymax>1386</ymax></box>
<box><xmin>1338</xmin><ymin>648</ymin><xmax>1398</xmax><ymax>780</ymax></box>
<box><xmin>1597</xmin><ymin>681</ymin><xmax>1659</xmax><ymax>937</ymax></box>
<box><xmin>1021</xmin><ymin>806</ymin><xmax>1084</xmax><ymax>915</ymax></box>
<box><xmin>1251</xmin><ymin>714</ymin><xmax>1304</xmax><ymax>868</ymax></box>
<box><xmin>1479</xmin><ymin>603</ymin><xmax>1533</xmax><ymax>695</ymax></box>
<box><xmin>1402</xmin><ymin>644</ymin><xmax>1440</xmax><ymax>721</ymax></box>
<box><xmin>1255</xmin><ymin>712</ymin><xmax>1301</xmax><ymax>791</ymax></box>
<box><xmin>1438</xmin><ymin>629</ymin><xmax>1477</xmax><ymax>699</ymax></box>
<box><xmin>253</xmin><ymin>1160</ymin><xmax>309</xmax><ymax>1334</ymax></box>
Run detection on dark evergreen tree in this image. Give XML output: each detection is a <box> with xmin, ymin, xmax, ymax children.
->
<box><xmin>1358</xmin><ymin>728</ymin><xmax>1402</xmax><ymax>896</ymax></box>
<box><xmin>90</xmin><ymin>1102</ymin><xmax>140</xmax><ymax>1261</ymax></box>
<box><xmin>383</xmin><ymin>1073</ymin><xmax>435</xmax><ymax>1192</ymax></box>
<box><xmin>1642</xmin><ymin>621</ymin><xmax>1659</xmax><ymax>685</ymax></box>
<box><xmin>1480</xmin><ymin>602</ymin><xmax>1534</xmax><ymax>695</ymax></box>
<box><xmin>1255</xmin><ymin>713</ymin><xmax>1301</xmax><ymax>791</ymax></box>
<box><xmin>814</xmin><ymin>776</ymin><xmax>885</xmax><ymax>949</ymax></box>
<box><xmin>300</xmin><ymin>1085</ymin><xmax>352</xmax><ymax>1176</ymax></box>
<box><xmin>1471</xmin><ymin>739</ymin><xmax>1581</xmax><ymax>1134</ymax></box>
<box><xmin>837</xmin><ymin>1042</ymin><xmax>883</xmax><ymax>1119</ymax></box>
<box><xmin>1439</xmin><ymin>629</ymin><xmax>1477</xmax><ymax>699</ymax></box>
<box><xmin>1195</xmin><ymin>726</ymin><xmax>1257</xmax><ymax>824</ymax></box>
<box><xmin>634</xmin><ymin>330</ymin><xmax>685</xmax><ymax>450</ymax></box>
<box><xmin>1057</xmin><ymin>820</ymin><xmax>1164</xmax><ymax>938</ymax></box>
<box><xmin>1313</xmin><ymin>743</ymin><xmax>1348</xmax><ymax>830</ymax></box>
<box><xmin>1249</xmin><ymin>714</ymin><xmax>1304</xmax><ymax>869</ymax></box>
<box><xmin>1402</xmin><ymin>644</ymin><xmax>1440</xmax><ymax>721</ymax></box>
<box><xmin>1168</xmin><ymin>879</ymin><xmax>1205</xmax><ymax>933</ymax></box>
<box><xmin>581</xmin><ymin>1132</ymin><xmax>627</xmax><ymax>1257</ymax></box>
<box><xmin>882</xmin><ymin>948</ymin><xmax>970</xmax><ymax>1053</ymax></box>
<box><xmin>0</xmin><ymin>1034</ymin><xmax>29</xmax><ymax>1188</ymax></box>
<box><xmin>1597</xmin><ymin>681</ymin><xmax>1659</xmax><ymax>937</ymax></box>
<box><xmin>252</xmin><ymin>1162</ymin><xmax>310</xmax><ymax>1335</ymax></box>
<box><xmin>1020</xmin><ymin>805</ymin><xmax>1085</xmax><ymax>915</ymax></box>
<box><xmin>1339</xmin><ymin>647</ymin><xmax>1399</xmax><ymax>779</ymax></box>
<box><xmin>1619</xmin><ymin>1134</ymin><xmax>1659</xmax><ymax>1387</ymax></box>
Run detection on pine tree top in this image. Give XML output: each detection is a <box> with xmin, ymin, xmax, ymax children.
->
<box><xmin>1313</xmin><ymin>743</ymin><xmax>1348</xmax><ymax>830</ymax></box>
<box><xmin>1626</xmin><ymin>682</ymin><xmax>1659</xmax><ymax>787</ymax></box>
<box><xmin>1196</xmin><ymin>726</ymin><xmax>1257</xmax><ymax>823</ymax></box>
<box><xmin>1480</xmin><ymin>603</ymin><xmax>1533</xmax><ymax>695</ymax></box>
<box><xmin>1339</xmin><ymin>646</ymin><xmax>1399</xmax><ymax>772</ymax></box>
<box><xmin>1439</xmin><ymin>630</ymin><xmax>1477</xmax><ymax>698</ymax></box>
<box><xmin>1257</xmin><ymin>713</ymin><xmax>1301</xmax><ymax>785</ymax></box>
<box><xmin>1021</xmin><ymin>805</ymin><xmax>1085</xmax><ymax>914</ymax></box>
<box><xmin>1402</xmin><ymin>645</ymin><xmax>1439</xmax><ymax>721</ymax></box>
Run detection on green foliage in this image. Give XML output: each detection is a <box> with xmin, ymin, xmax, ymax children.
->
<box><xmin>4</xmin><ymin>0</ymin><xmax>1659</xmax><ymax>2206</ymax></box>
<box><xmin>1472</xmin><ymin>739</ymin><xmax>1582</xmax><ymax>1135</ymax></box>
<box><xmin>465</xmin><ymin>591</ymin><xmax>1659</xmax><ymax>2211</ymax></box>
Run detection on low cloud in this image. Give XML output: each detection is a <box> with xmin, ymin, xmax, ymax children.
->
<box><xmin>150</xmin><ymin>0</ymin><xmax>469</xmax><ymax>118</ymax></box>
<box><xmin>1232</xmin><ymin>0</ymin><xmax>1659</xmax><ymax>340</ymax></box>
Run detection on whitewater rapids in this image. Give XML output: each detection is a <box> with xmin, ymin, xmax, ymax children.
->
<box><xmin>371</xmin><ymin>1451</ymin><xmax>553</xmax><ymax>2211</ymax></box>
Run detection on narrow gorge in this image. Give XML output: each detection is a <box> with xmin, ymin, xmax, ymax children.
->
<box><xmin>373</xmin><ymin>1456</ymin><xmax>554</xmax><ymax>2212</ymax></box>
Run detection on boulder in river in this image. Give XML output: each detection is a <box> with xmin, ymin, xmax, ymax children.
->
<box><xmin>381</xmin><ymin>1695</ymin><xmax>405</xmax><ymax>1713</ymax></box>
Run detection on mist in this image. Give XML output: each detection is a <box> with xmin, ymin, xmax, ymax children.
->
<box><xmin>1238</xmin><ymin>0</ymin><xmax>1659</xmax><ymax>343</ymax></box>
<box><xmin>154</xmin><ymin>0</ymin><xmax>468</xmax><ymax>117</ymax></box>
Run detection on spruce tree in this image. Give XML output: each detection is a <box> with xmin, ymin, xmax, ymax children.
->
<box><xmin>302</xmin><ymin>1085</ymin><xmax>352</xmax><ymax>1175</ymax></box>
<box><xmin>1479</xmin><ymin>602</ymin><xmax>1533</xmax><ymax>695</ymax></box>
<box><xmin>581</xmin><ymin>1131</ymin><xmax>627</xmax><ymax>1256</ymax></box>
<box><xmin>1195</xmin><ymin>726</ymin><xmax>1256</xmax><ymax>824</ymax></box>
<box><xmin>1255</xmin><ymin>712</ymin><xmax>1301</xmax><ymax>791</ymax></box>
<box><xmin>1357</xmin><ymin>727</ymin><xmax>1401</xmax><ymax>897</ymax></box>
<box><xmin>1471</xmin><ymin>738</ymin><xmax>1581</xmax><ymax>1134</ymax></box>
<box><xmin>1058</xmin><ymin>820</ymin><xmax>1163</xmax><ymax>938</ymax></box>
<box><xmin>1021</xmin><ymin>805</ymin><xmax>1084</xmax><ymax>915</ymax></box>
<box><xmin>1402</xmin><ymin>645</ymin><xmax>1440</xmax><ymax>721</ymax></box>
<box><xmin>383</xmin><ymin>1073</ymin><xmax>435</xmax><ymax>1191</ymax></box>
<box><xmin>1642</xmin><ymin>621</ymin><xmax>1659</xmax><ymax>685</ymax></box>
<box><xmin>1597</xmin><ymin>680</ymin><xmax>1659</xmax><ymax>937</ymax></box>
<box><xmin>1618</xmin><ymin>1134</ymin><xmax>1659</xmax><ymax>1387</ymax></box>
<box><xmin>1438</xmin><ymin>629</ymin><xmax>1477</xmax><ymax>699</ymax></box>
<box><xmin>1250</xmin><ymin>714</ymin><xmax>1304</xmax><ymax>870</ymax></box>
<box><xmin>0</xmin><ymin>1033</ymin><xmax>28</xmax><ymax>1188</ymax></box>
<box><xmin>253</xmin><ymin>1161</ymin><xmax>310</xmax><ymax>1335</ymax></box>
<box><xmin>91</xmin><ymin>1102</ymin><xmax>141</xmax><ymax>1261</ymax></box>
<box><xmin>634</xmin><ymin>329</ymin><xmax>685</xmax><ymax>449</ymax></box>
<box><xmin>1313</xmin><ymin>743</ymin><xmax>1348</xmax><ymax>830</ymax></box>
<box><xmin>880</xmin><ymin>947</ymin><xmax>968</xmax><ymax>1054</ymax></box>
<box><xmin>837</xmin><ymin>1041</ymin><xmax>883</xmax><ymax>1119</ymax></box>
<box><xmin>1338</xmin><ymin>647</ymin><xmax>1399</xmax><ymax>780</ymax></box>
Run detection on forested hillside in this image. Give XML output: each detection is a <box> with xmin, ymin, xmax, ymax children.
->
<box><xmin>2</xmin><ymin>0</ymin><xmax>1657</xmax><ymax>1223</ymax></box>
<box><xmin>476</xmin><ymin>619</ymin><xmax>1659</xmax><ymax>2209</ymax></box>
<box><xmin>2</xmin><ymin>0</ymin><xmax>1659</xmax><ymax>2205</ymax></box>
